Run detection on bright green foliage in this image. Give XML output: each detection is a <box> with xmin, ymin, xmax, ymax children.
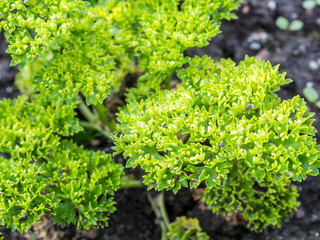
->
<box><xmin>3</xmin><ymin>0</ymin><xmax>316</xmax><ymax>234</ymax></box>
<box><xmin>0</xmin><ymin>96</ymin><xmax>123</xmax><ymax>231</ymax></box>
<box><xmin>0</xmin><ymin>155</ymin><xmax>53</xmax><ymax>232</ymax></box>
<box><xmin>42</xmin><ymin>140</ymin><xmax>123</xmax><ymax>229</ymax></box>
<box><xmin>114</xmin><ymin>56</ymin><xmax>320</xmax><ymax>230</ymax></box>
<box><xmin>167</xmin><ymin>216</ymin><xmax>210</xmax><ymax>240</ymax></box>
<box><xmin>135</xmin><ymin>0</ymin><xmax>240</xmax><ymax>74</ymax></box>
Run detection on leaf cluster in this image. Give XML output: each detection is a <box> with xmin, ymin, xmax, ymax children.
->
<box><xmin>0</xmin><ymin>96</ymin><xmax>123</xmax><ymax>231</ymax></box>
<box><xmin>114</xmin><ymin>56</ymin><xmax>320</xmax><ymax>230</ymax></box>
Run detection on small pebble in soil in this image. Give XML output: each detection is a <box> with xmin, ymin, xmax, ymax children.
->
<box><xmin>309</xmin><ymin>231</ymin><xmax>320</xmax><ymax>239</ymax></box>
<box><xmin>307</xmin><ymin>81</ymin><xmax>314</xmax><ymax>88</ymax></box>
<box><xmin>248</xmin><ymin>41</ymin><xmax>261</xmax><ymax>50</ymax></box>
<box><xmin>242</xmin><ymin>5</ymin><xmax>250</xmax><ymax>14</ymax></box>
<box><xmin>5</xmin><ymin>87</ymin><xmax>12</xmax><ymax>93</ymax></box>
<box><xmin>309</xmin><ymin>60</ymin><xmax>319</xmax><ymax>71</ymax></box>
<box><xmin>247</xmin><ymin>31</ymin><xmax>269</xmax><ymax>44</ymax></box>
<box><xmin>293</xmin><ymin>43</ymin><xmax>307</xmax><ymax>55</ymax></box>
<box><xmin>90</xmin><ymin>139</ymin><xmax>101</xmax><ymax>146</ymax></box>
<box><xmin>295</xmin><ymin>208</ymin><xmax>305</xmax><ymax>219</ymax></box>
<box><xmin>256</xmin><ymin>48</ymin><xmax>270</xmax><ymax>60</ymax></box>
<box><xmin>267</xmin><ymin>0</ymin><xmax>276</xmax><ymax>11</ymax></box>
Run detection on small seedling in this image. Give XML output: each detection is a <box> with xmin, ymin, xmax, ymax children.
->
<box><xmin>303</xmin><ymin>86</ymin><xmax>320</xmax><ymax>108</ymax></box>
<box><xmin>276</xmin><ymin>16</ymin><xmax>304</xmax><ymax>31</ymax></box>
<box><xmin>302</xmin><ymin>0</ymin><xmax>320</xmax><ymax>10</ymax></box>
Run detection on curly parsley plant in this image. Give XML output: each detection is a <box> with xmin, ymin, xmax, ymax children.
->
<box><xmin>114</xmin><ymin>56</ymin><xmax>320</xmax><ymax>231</ymax></box>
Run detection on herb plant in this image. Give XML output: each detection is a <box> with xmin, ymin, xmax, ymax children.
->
<box><xmin>114</xmin><ymin>56</ymin><xmax>320</xmax><ymax>231</ymax></box>
<box><xmin>0</xmin><ymin>0</ymin><xmax>319</xmax><ymax>237</ymax></box>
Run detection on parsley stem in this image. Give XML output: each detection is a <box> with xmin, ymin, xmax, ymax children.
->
<box><xmin>78</xmin><ymin>97</ymin><xmax>114</xmax><ymax>140</ymax></box>
<box><xmin>78</xmin><ymin>98</ymin><xmax>98</xmax><ymax>124</ymax></box>
<box><xmin>148</xmin><ymin>192</ymin><xmax>170</xmax><ymax>240</ymax></box>
<box><xmin>79</xmin><ymin>121</ymin><xmax>112</xmax><ymax>140</ymax></box>
<box><xmin>93</xmin><ymin>102</ymin><xmax>116</xmax><ymax>132</ymax></box>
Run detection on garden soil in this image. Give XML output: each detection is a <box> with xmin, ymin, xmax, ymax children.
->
<box><xmin>1</xmin><ymin>0</ymin><xmax>320</xmax><ymax>239</ymax></box>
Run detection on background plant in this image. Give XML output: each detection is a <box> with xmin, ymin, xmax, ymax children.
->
<box><xmin>303</xmin><ymin>86</ymin><xmax>320</xmax><ymax>108</ymax></box>
<box><xmin>275</xmin><ymin>16</ymin><xmax>304</xmax><ymax>31</ymax></box>
<box><xmin>167</xmin><ymin>216</ymin><xmax>210</xmax><ymax>240</ymax></box>
<box><xmin>302</xmin><ymin>0</ymin><xmax>320</xmax><ymax>10</ymax></box>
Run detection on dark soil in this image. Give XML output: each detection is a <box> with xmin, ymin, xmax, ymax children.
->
<box><xmin>0</xmin><ymin>33</ymin><xmax>19</xmax><ymax>100</ymax></box>
<box><xmin>1</xmin><ymin>0</ymin><xmax>320</xmax><ymax>239</ymax></box>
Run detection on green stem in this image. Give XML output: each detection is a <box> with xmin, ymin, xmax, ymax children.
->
<box><xmin>78</xmin><ymin>98</ymin><xmax>98</xmax><ymax>123</ymax></box>
<box><xmin>78</xmin><ymin>97</ymin><xmax>114</xmax><ymax>141</ymax></box>
<box><xmin>119</xmin><ymin>175</ymin><xmax>145</xmax><ymax>189</ymax></box>
<box><xmin>93</xmin><ymin>102</ymin><xmax>115</xmax><ymax>131</ymax></box>
<box><xmin>79</xmin><ymin>121</ymin><xmax>112</xmax><ymax>140</ymax></box>
<box><xmin>148</xmin><ymin>192</ymin><xmax>170</xmax><ymax>240</ymax></box>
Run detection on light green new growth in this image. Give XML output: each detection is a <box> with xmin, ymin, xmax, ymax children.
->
<box><xmin>114</xmin><ymin>56</ymin><xmax>320</xmax><ymax>231</ymax></box>
<box><xmin>167</xmin><ymin>216</ymin><xmax>210</xmax><ymax>240</ymax></box>
<box><xmin>126</xmin><ymin>0</ymin><xmax>241</xmax><ymax>100</ymax></box>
